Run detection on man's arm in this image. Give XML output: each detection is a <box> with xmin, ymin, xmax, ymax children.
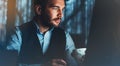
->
<box><xmin>4</xmin><ymin>27</ymin><xmax>22</xmax><ymax>66</ymax></box>
<box><xmin>42</xmin><ymin>59</ymin><xmax>67</xmax><ymax>66</ymax></box>
<box><xmin>6</xmin><ymin>27</ymin><xmax>22</xmax><ymax>52</ymax></box>
<box><xmin>65</xmin><ymin>32</ymin><xmax>78</xmax><ymax>66</ymax></box>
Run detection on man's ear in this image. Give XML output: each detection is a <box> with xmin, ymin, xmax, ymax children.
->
<box><xmin>34</xmin><ymin>5</ymin><xmax>41</xmax><ymax>15</ymax></box>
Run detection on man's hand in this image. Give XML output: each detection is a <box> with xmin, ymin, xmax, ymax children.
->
<box><xmin>43</xmin><ymin>59</ymin><xmax>67</xmax><ymax>66</ymax></box>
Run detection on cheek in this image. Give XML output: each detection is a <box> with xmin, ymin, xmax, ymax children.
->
<box><xmin>48</xmin><ymin>10</ymin><xmax>58</xmax><ymax>19</ymax></box>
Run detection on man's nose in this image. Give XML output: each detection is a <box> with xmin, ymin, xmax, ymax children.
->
<box><xmin>57</xmin><ymin>9</ymin><xmax>63</xmax><ymax>18</ymax></box>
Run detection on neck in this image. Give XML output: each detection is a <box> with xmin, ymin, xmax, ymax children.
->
<box><xmin>39</xmin><ymin>24</ymin><xmax>49</xmax><ymax>33</ymax></box>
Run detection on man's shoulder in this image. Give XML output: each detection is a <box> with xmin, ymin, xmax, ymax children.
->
<box><xmin>54</xmin><ymin>27</ymin><xmax>71</xmax><ymax>39</ymax></box>
<box><xmin>18</xmin><ymin>20</ymin><xmax>36</xmax><ymax>31</ymax></box>
<box><xmin>19</xmin><ymin>21</ymin><xmax>33</xmax><ymax>28</ymax></box>
<box><xmin>53</xmin><ymin>27</ymin><xmax>66</xmax><ymax>38</ymax></box>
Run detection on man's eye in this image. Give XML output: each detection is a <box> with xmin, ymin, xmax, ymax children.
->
<box><xmin>52</xmin><ymin>7</ymin><xmax>59</xmax><ymax>10</ymax></box>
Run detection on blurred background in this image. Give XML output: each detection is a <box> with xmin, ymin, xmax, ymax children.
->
<box><xmin>0</xmin><ymin>0</ymin><xmax>95</xmax><ymax>48</ymax></box>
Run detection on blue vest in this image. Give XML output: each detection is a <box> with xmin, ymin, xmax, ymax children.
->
<box><xmin>18</xmin><ymin>21</ymin><xmax>66</xmax><ymax>64</ymax></box>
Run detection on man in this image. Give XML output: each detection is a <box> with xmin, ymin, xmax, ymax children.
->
<box><xmin>6</xmin><ymin>0</ymin><xmax>77</xmax><ymax>66</ymax></box>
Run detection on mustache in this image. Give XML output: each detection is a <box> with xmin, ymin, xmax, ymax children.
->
<box><xmin>53</xmin><ymin>18</ymin><xmax>62</xmax><ymax>21</ymax></box>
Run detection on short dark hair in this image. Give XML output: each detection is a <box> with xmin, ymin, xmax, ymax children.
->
<box><xmin>33</xmin><ymin>0</ymin><xmax>48</xmax><ymax>8</ymax></box>
<box><xmin>33</xmin><ymin>0</ymin><xmax>66</xmax><ymax>7</ymax></box>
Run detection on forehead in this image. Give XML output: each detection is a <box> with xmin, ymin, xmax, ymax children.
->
<box><xmin>47</xmin><ymin>0</ymin><xmax>65</xmax><ymax>7</ymax></box>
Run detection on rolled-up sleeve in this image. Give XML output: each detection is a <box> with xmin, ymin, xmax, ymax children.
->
<box><xmin>65</xmin><ymin>32</ymin><xmax>78</xmax><ymax>66</ymax></box>
<box><xmin>6</xmin><ymin>27</ymin><xmax>22</xmax><ymax>53</ymax></box>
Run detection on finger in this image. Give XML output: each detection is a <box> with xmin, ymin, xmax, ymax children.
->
<box><xmin>56</xmin><ymin>59</ymin><xmax>67</xmax><ymax>65</ymax></box>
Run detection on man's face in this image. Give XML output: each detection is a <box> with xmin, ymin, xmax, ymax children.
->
<box><xmin>40</xmin><ymin>0</ymin><xmax>65</xmax><ymax>27</ymax></box>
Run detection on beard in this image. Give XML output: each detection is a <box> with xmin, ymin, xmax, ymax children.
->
<box><xmin>39</xmin><ymin>12</ymin><xmax>61</xmax><ymax>28</ymax></box>
<box><xmin>38</xmin><ymin>13</ymin><xmax>52</xmax><ymax>28</ymax></box>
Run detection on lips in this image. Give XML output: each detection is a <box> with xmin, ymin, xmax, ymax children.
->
<box><xmin>51</xmin><ymin>18</ymin><xmax>61</xmax><ymax>26</ymax></box>
<box><xmin>55</xmin><ymin>19</ymin><xmax>61</xmax><ymax>23</ymax></box>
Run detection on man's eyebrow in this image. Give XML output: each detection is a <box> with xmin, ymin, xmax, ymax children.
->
<box><xmin>48</xmin><ymin>4</ymin><xmax>65</xmax><ymax>8</ymax></box>
<box><xmin>48</xmin><ymin>4</ymin><xmax>58</xmax><ymax>7</ymax></box>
